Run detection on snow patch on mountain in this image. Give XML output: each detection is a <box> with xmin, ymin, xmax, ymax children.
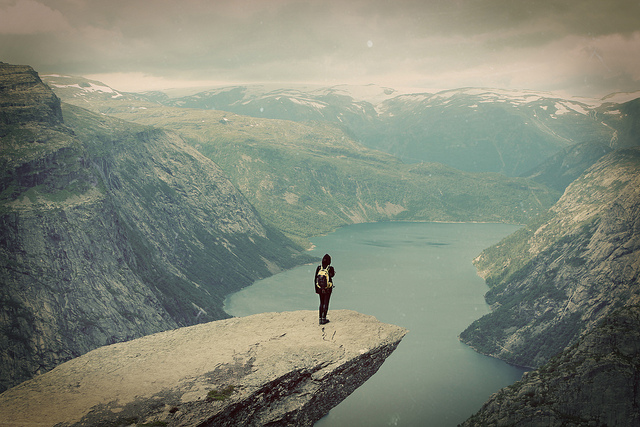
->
<box><xmin>289</xmin><ymin>97</ymin><xmax>327</xmax><ymax>110</ymax></box>
<box><xmin>552</xmin><ymin>101</ymin><xmax>591</xmax><ymax>116</ymax></box>
<box><xmin>600</xmin><ymin>90</ymin><xmax>640</xmax><ymax>104</ymax></box>
<box><xmin>553</xmin><ymin>102</ymin><xmax>571</xmax><ymax>116</ymax></box>
<box><xmin>566</xmin><ymin>102</ymin><xmax>589</xmax><ymax>115</ymax></box>
<box><xmin>43</xmin><ymin>74</ymin><xmax>123</xmax><ymax>99</ymax></box>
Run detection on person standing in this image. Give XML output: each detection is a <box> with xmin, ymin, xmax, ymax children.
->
<box><xmin>314</xmin><ymin>253</ymin><xmax>335</xmax><ymax>325</ymax></box>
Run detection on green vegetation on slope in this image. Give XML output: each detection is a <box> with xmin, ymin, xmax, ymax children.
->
<box><xmin>56</xmin><ymin>95</ymin><xmax>560</xmax><ymax>243</ymax></box>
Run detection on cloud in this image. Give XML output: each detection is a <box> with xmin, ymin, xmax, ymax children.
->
<box><xmin>0</xmin><ymin>0</ymin><xmax>71</xmax><ymax>34</ymax></box>
<box><xmin>82</xmin><ymin>71</ymin><xmax>229</xmax><ymax>92</ymax></box>
<box><xmin>0</xmin><ymin>0</ymin><xmax>638</xmax><ymax>96</ymax></box>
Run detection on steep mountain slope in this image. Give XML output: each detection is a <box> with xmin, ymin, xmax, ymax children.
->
<box><xmin>523</xmin><ymin>96</ymin><xmax>640</xmax><ymax>192</ymax></box>
<box><xmin>522</xmin><ymin>139</ymin><xmax>614</xmax><ymax>193</ymax></box>
<box><xmin>462</xmin><ymin>304</ymin><xmax>640</xmax><ymax>426</ymax></box>
<box><xmin>371</xmin><ymin>88</ymin><xmax>618</xmax><ymax>177</ymax></box>
<box><xmin>0</xmin><ymin>64</ymin><xmax>309</xmax><ymax>392</ymax></box>
<box><xmin>43</xmin><ymin>75</ymin><xmax>560</xmax><ymax>243</ymax></box>
<box><xmin>460</xmin><ymin>147</ymin><xmax>640</xmax><ymax>369</ymax></box>
<box><xmin>602</xmin><ymin>96</ymin><xmax>640</xmax><ymax>148</ymax></box>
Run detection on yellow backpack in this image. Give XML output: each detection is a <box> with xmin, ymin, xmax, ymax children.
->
<box><xmin>316</xmin><ymin>266</ymin><xmax>332</xmax><ymax>292</ymax></box>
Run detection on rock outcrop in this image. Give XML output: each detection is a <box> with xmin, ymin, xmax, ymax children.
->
<box><xmin>459</xmin><ymin>148</ymin><xmax>640</xmax><ymax>425</ymax></box>
<box><xmin>462</xmin><ymin>304</ymin><xmax>640</xmax><ymax>426</ymax></box>
<box><xmin>0</xmin><ymin>62</ymin><xmax>63</xmax><ymax>125</ymax></box>
<box><xmin>0</xmin><ymin>63</ymin><xmax>311</xmax><ymax>392</ymax></box>
<box><xmin>461</xmin><ymin>147</ymin><xmax>640</xmax><ymax>368</ymax></box>
<box><xmin>0</xmin><ymin>310</ymin><xmax>408</xmax><ymax>427</ymax></box>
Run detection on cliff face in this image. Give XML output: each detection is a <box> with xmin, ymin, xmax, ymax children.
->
<box><xmin>0</xmin><ymin>63</ymin><xmax>311</xmax><ymax>392</ymax></box>
<box><xmin>461</xmin><ymin>147</ymin><xmax>640</xmax><ymax>369</ymax></box>
<box><xmin>0</xmin><ymin>310</ymin><xmax>408</xmax><ymax>427</ymax></box>
<box><xmin>459</xmin><ymin>148</ymin><xmax>640</xmax><ymax>424</ymax></box>
<box><xmin>0</xmin><ymin>63</ymin><xmax>63</xmax><ymax>125</ymax></box>
<box><xmin>462</xmin><ymin>304</ymin><xmax>640</xmax><ymax>426</ymax></box>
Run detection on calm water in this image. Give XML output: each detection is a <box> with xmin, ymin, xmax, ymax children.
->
<box><xmin>224</xmin><ymin>222</ymin><xmax>526</xmax><ymax>426</ymax></box>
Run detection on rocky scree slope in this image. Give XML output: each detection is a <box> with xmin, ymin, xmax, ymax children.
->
<box><xmin>461</xmin><ymin>147</ymin><xmax>640</xmax><ymax>369</ymax></box>
<box><xmin>0</xmin><ymin>63</ymin><xmax>310</xmax><ymax>392</ymax></box>
<box><xmin>0</xmin><ymin>310</ymin><xmax>408</xmax><ymax>427</ymax></box>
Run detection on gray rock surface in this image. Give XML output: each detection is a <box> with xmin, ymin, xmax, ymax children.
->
<box><xmin>459</xmin><ymin>148</ymin><xmax>640</xmax><ymax>425</ymax></box>
<box><xmin>0</xmin><ymin>62</ymin><xmax>63</xmax><ymax>125</ymax></box>
<box><xmin>461</xmin><ymin>305</ymin><xmax>640</xmax><ymax>426</ymax></box>
<box><xmin>0</xmin><ymin>62</ymin><xmax>311</xmax><ymax>392</ymax></box>
<box><xmin>0</xmin><ymin>310</ymin><xmax>407</xmax><ymax>426</ymax></box>
<box><xmin>461</xmin><ymin>148</ymin><xmax>640</xmax><ymax>368</ymax></box>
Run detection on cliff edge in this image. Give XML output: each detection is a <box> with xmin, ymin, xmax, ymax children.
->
<box><xmin>459</xmin><ymin>147</ymin><xmax>640</xmax><ymax>424</ymax></box>
<box><xmin>0</xmin><ymin>310</ymin><xmax>407</xmax><ymax>426</ymax></box>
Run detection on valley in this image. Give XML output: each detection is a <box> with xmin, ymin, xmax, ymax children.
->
<box><xmin>43</xmin><ymin>74</ymin><xmax>563</xmax><ymax>243</ymax></box>
<box><xmin>1</xmin><ymin>62</ymin><xmax>640</xmax><ymax>425</ymax></box>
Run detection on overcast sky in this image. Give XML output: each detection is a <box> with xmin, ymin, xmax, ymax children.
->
<box><xmin>1</xmin><ymin>0</ymin><xmax>639</xmax><ymax>97</ymax></box>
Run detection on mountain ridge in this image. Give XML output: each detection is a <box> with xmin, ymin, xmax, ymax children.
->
<box><xmin>0</xmin><ymin>63</ymin><xmax>311</xmax><ymax>392</ymax></box>
<box><xmin>45</xmin><ymin>73</ymin><xmax>639</xmax><ymax>180</ymax></box>
<box><xmin>43</xmin><ymin>74</ymin><xmax>562</xmax><ymax>243</ymax></box>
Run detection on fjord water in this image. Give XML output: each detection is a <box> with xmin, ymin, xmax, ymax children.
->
<box><xmin>224</xmin><ymin>222</ymin><xmax>526</xmax><ymax>426</ymax></box>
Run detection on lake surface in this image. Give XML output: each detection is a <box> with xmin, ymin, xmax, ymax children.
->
<box><xmin>224</xmin><ymin>222</ymin><xmax>526</xmax><ymax>426</ymax></box>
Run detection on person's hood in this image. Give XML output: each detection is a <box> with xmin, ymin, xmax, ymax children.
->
<box><xmin>322</xmin><ymin>254</ymin><xmax>331</xmax><ymax>268</ymax></box>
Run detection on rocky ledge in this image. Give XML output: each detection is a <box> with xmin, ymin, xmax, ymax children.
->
<box><xmin>0</xmin><ymin>310</ymin><xmax>407</xmax><ymax>426</ymax></box>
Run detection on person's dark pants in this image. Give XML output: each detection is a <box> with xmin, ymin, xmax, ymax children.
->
<box><xmin>319</xmin><ymin>291</ymin><xmax>331</xmax><ymax>320</ymax></box>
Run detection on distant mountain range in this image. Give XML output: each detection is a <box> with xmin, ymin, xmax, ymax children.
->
<box><xmin>44</xmin><ymin>74</ymin><xmax>640</xmax><ymax>181</ymax></box>
<box><xmin>43</xmin><ymin>74</ymin><xmax>561</xmax><ymax>242</ymax></box>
